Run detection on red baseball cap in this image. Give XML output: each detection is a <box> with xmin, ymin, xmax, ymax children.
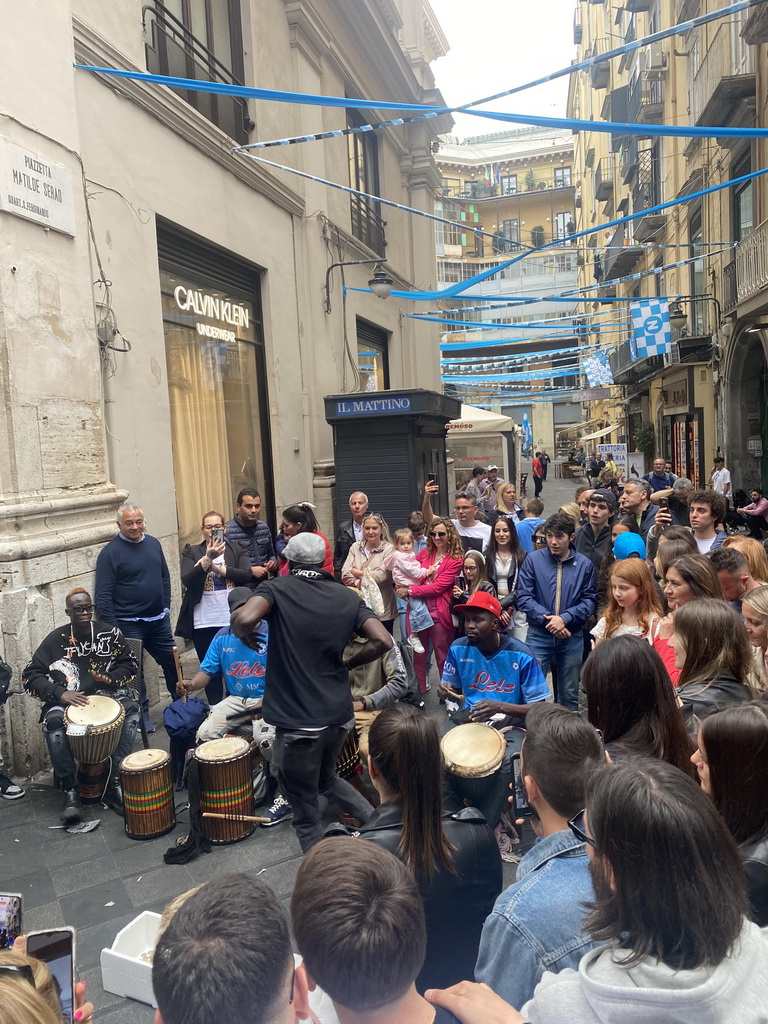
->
<box><xmin>453</xmin><ymin>591</ymin><xmax>502</xmax><ymax>618</ymax></box>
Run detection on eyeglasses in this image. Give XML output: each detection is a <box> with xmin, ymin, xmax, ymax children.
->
<box><xmin>68</xmin><ymin>605</ymin><xmax>95</xmax><ymax>615</ymax></box>
<box><xmin>0</xmin><ymin>964</ymin><xmax>36</xmax><ymax>988</ymax></box>
<box><xmin>567</xmin><ymin>809</ymin><xmax>597</xmax><ymax>849</ymax></box>
<box><xmin>453</xmin><ymin>505</ymin><xmax>472</xmax><ymax>512</ymax></box>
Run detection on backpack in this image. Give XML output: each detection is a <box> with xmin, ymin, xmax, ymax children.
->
<box><xmin>163</xmin><ymin>697</ymin><xmax>210</xmax><ymax>740</ymax></box>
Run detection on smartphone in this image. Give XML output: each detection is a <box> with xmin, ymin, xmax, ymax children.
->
<box><xmin>212</xmin><ymin>527</ymin><xmax>225</xmax><ymax>544</ymax></box>
<box><xmin>0</xmin><ymin>893</ymin><xmax>22</xmax><ymax>949</ymax></box>
<box><xmin>427</xmin><ymin>473</ymin><xmax>438</xmax><ymax>485</ymax></box>
<box><xmin>659</xmin><ymin>497</ymin><xmax>669</xmax><ymax>509</ymax></box>
<box><xmin>511</xmin><ymin>753</ymin><xmax>534</xmax><ymax>818</ymax></box>
<box><xmin>26</xmin><ymin>928</ymin><xmax>76</xmax><ymax>1023</ymax></box>
<box><xmin>457</xmin><ymin>573</ymin><xmax>466</xmax><ymax>590</ymax></box>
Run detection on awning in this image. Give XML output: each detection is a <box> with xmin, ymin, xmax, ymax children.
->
<box><xmin>579</xmin><ymin>424</ymin><xmax>615</xmax><ymax>442</ymax></box>
<box><xmin>446</xmin><ymin>404</ymin><xmax>515</xmax><ymax>434</ymax></box>
<box><xmin>556</xmin><ymin>418</ymin><xmax>598</xmax><ymax>438</ymax></box>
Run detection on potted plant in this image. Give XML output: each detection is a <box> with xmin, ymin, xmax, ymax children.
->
<box><xmin>531</xmin><ymin>225</ymin><xmax>545</xmax><ymax>247</ymax></box>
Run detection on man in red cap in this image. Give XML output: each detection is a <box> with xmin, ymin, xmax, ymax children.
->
<box><xmin>438</xmin><ymin>592</ymin><xmax>549</xmax><ymax>847</ymax></box>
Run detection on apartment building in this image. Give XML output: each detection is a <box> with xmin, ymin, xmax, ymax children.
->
<box><xmin>569</xmin><ymin>0</ymin><xmax>767</xmax><ymax>487</ymax></box>
<box><xmin>435</xmin><ymin>128</ymin><xmax>582</xmax><ymax>454</ymax></box>
<box><xmin>0</xmin><ymin>0</ymin><xmax>449</xmax><ymax>773</ymax></box>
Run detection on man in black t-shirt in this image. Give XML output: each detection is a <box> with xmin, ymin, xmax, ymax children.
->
<box><xmin>231</xmin><ymin>532</ymin><xmax>392</xmax><ymax>851</ymax></box>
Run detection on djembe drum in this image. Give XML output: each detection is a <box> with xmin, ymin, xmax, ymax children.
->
<box><xmin>440</xmin><ymin>723</ymin><xmax>506</xmax><ymax>810</ymax></box>
<box><xmin>64</xmin><ymin>695</ymin><xmax>124</xmax><ymax>764</ymax></box>
<box><xmin>121</xmin><ymin>749</ymin><xmax>176</xmax><ymax>840</ymax></box>
<box><xmin>195</xmin><ymin>737</ymin><xmax>255</xmax><ymax>844</ymax></box>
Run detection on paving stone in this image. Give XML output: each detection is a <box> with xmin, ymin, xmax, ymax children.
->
<box><xmin>59</xmin><ymin>879</ymin><xmax>133</xmax><ymax>931</ymax></box>
<box><xmin>50</xmin><ymin>852</ymin><xmax>121</xmax><ymax>898</ymax></box>
<box><xmin>122</xmin><ymin>863</ymin><xmax>195</xmax><ymax>909</ymax></box>
<box><xmin>22</xmin><ymin>899</ymin><xmax>65</xmax><ymax>932</ymax></box>
<box><xmin>4</xmin><ymin>867</ymin><xmax>57</xmax><ymax>909</ymax></box>
<box><xmin>72</xmin><ymin>911</ymin><xmax>139</xmax><ymax>971</ymax></box>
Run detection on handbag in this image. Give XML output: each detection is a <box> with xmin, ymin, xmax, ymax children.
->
<box><xmin>359</xmin><ymin>553</ymin><xmax>386</xmax><ymax>616</ymax></box>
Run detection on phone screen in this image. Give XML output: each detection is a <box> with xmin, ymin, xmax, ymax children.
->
<box><xmin>26</xmin><ymin>929</ymin><xmax>75</xmax><ymax>1023</ymax></box>
<box><xmin>0</xmin><ymin>894</ymin><xmax>22</xmax><ymax>949</ymax></box>
<box><xmin>511</xmin><ymin>753</ymin><xmax>533</xmax><ymax>818</ymax></box>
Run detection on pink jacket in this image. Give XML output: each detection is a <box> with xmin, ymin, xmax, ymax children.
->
<box><xmin>383</xmin><ymin>548</ymin><xmax>430</xmax><ymax>588</ymax></box>
<box><xmin>410</xmin><ymin>550</ymin><xmax>464</xmax><ymax>630</ymax></box>
<box><xmin>744</xmin><ymin>497</ymin><xmax>768</xmax><ymax>517</ymax></box>
<box><xmin>279</xmin><ymin>531</ymin><xmax>334</xmax><ymax>576</ymax></box>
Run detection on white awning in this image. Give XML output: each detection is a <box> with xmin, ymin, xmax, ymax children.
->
<box><xmin>556</xmin><ymin>418</ymin><xmax>598</xmax><ymax>437</ymax></box>
<box><xmin>446</xmin><ymin>404</ymin><xmax>515</xmax><ymax>434</ymax></box>
<box><xmin>579</xmin><ymin>424</ymin><xmax>615</xmax><ymax>442</ymax></box>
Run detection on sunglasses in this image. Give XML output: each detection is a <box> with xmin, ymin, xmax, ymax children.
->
<box><xmin>0</xmin><ymin>963</ymin><xmax>36</xmax><ymax>988</ymax></box>
<box><xmin>567</xmin><ymin>809</ymin><xmax>597</xmax><ymax>849</ymax></box>
<box><xmin>429</xmin><ymin>530</ymin><xmax>448</xmax><ymax>537</ymax></box>
<box><xmin>533</xmin><ymin>536</ymin><xmax>547</xmax><ymax>545</ymax></box>
<box><xmin>68</xmin><ymin>605</ymin><xmax>95</xmax><ymax>615</ymax></box>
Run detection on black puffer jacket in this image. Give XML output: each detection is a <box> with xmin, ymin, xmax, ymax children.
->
<box><xmin>328</xmin><ymin>802</ymin><xmax>502</xmax><ymax>992</ymax></box>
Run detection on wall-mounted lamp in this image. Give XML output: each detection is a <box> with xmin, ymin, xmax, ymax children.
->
<box><xmin>324</xmin><ymin>259</ymin><xmax>393</xmax><ymax>314</ymax></box>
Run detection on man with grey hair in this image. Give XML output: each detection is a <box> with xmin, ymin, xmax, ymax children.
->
<box><xmin>95</xmin><ymin>502</ymin><xmax>178</xmax><ymax>732</ymax></box>
<box><xmin>231</xmin><ymin>531</ymin><xmax>393</xmax><ymax>851</ymax></box>
<box><xmin>619</xmin><ymin>477</ymin><xmax>657</xmax><ymax>539</ymax></box>
<box><xmin>333</xmin><ymin>491</ymin><xmax>369</xmax><ymax>580</ymax></box>
<box><xmin>651</xmin><ymin>476</ymin><xmax>692</xmax><ymax>528</ymax></box>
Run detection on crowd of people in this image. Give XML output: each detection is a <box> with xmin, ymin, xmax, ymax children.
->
<box><xmin>3</xmin><ymin>453</ymin><xmax>768</xmax><ymax>1024</ymax></box>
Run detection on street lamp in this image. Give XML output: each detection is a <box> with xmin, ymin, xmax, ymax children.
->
<box><xmin>324</xmin><ymin>259</ymin><xmax>393</xmax><ymax>313</ymax></box>
<box><xmin>667</xmin><ymin>294</ymin><xmax>722</xmax><ymax>333</ymax></box>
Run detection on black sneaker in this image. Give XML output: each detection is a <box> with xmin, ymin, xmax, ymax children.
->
<box><xmin>0</xmin><ymin>772</ymin><xmax>24</xmax><ymax>800</ymax></box>
<box><xmin>61</xmin><ymin>788</ymin><xmax>83</xmax><ymax>824</ymax></box>
<box><xmin>259</xmin><ymin>794</ymin><xmax>293</xmax><ymax>827</ymax></box>
<box><xmin>102</xmin><ymin>778</ymin><xmax>124</xmax><ymax>816</ymax></box>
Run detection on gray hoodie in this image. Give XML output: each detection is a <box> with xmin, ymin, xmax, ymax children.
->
<box><xmin>521</xmin><ymin>921</ymin><xmax>768</xmax><ymax>1024</ymax></box>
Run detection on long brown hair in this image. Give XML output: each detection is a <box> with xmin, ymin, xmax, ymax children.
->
<box><xmin>462</xmin><ymin>550</ymin><xmax>489</xmax><ymax>594</ymax></box>
<box><xmin>368</xmin><ymin>704</ymin><xmax>455</xmax><ymax>879</ymax></box>
<box><xmin>603</xmin><ymin>559</ymin><xmax>662</xmax><ymax>639</ymax></box>
<box><xmin>675</xmin><ymin>599</ymin><xmax>755</xmax><ymax>694</ymax></box>
<box><xmin>666</xmin><ymin>553</ymin><xmax>724</xmax><ymax>601</ymax></box>
<box><xmin>426</xmin><ymin>517</ymin><xmax>464</xmax><ymax>560</ymax></box>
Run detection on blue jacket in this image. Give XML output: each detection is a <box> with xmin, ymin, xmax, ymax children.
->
<box><xmin>516</xmin><ymin>547</ymin><xmax>596</xmax><ymax>632</ymax></box>
<box><xmin>224</xmin><ymin>517</ymin><xmax>276</xmax><ymax>569</ymax></box>
<box><xmin>475</xmin><ymin>829</ymin><xmax>596</xmax><ymax>1009</ymax></box>
<box><xmin>95</xmin><ymin>534</ymin><xmax>171</xmax><ymax>625</ymax></box>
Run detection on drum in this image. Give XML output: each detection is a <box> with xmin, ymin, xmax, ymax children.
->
<box><xmin>335</xmin><ymin>731</ymin><xmax>361</xmax><ymax>780</ymax></box>
<box><xmin>76</xmin><ymin>760</ymin><xmax>110</xmax><ymax>804</ymax></box>
<box><xmin>195</xmin><ymin>737</ymin><xmax>255</xmax><ymax>844</ymax></box>
<box><xmin>121</xmin><ymin>749</ymin><xmax>176</xmax><ymax>840</ymax></box>
<box><xmin>441</xmin><ymin>723</ymin><xmax>506</xmax><ymax>778</ymax></box>
<box><xmin>64</xmin><ymin>695</ymin><xmax>125</xmax><ymax>764</ymax></box>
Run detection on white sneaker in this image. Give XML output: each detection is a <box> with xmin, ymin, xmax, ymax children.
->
<box><xmin>407</xmin><ymin>634</ymin><xmax>425</xmax><ymax>654</ymax></box>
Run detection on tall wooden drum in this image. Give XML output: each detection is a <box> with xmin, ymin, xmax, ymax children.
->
<box><xmin>440</xmin><ymin>723</ymin><xmax>506</xmax><ymax>811</ymax></box>
<box><xmin>121</xmin><ymin>749</ymin><xmax>176</xmax><ymax>840</ymax></box>
<box><xmin>64</xmin><ymin>695</ymin><xmax>124</xmax><ymax>764</ymax></box>
<box><xmin>195</xmin><ymin>737</ymin><xmax>255</xmax><ymax>844</ymax></box>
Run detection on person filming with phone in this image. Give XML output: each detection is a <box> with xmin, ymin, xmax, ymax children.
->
<box><xmin>175</xmin><ymin>511</ymin><xmax>252</xmax><ymax>705</ymax></box>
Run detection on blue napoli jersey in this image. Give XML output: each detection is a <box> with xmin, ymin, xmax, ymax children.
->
<box><xmin>200</xmin><ymin>622</ymin><xmax>268</xmax><ymax>699</ymax></box>
<box><xmin>441</xmin><ymin>635</ymin><xmax>549</xmax><ymax>709</ymax></box>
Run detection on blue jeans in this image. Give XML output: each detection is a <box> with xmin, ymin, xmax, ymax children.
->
<box><xmin>525</xmin><ymin>628</ymin><xmax>583</xmax><ymax>712</ymax></box>
<box><xmin>117</xmin><ymin>616</ymin><xmax>179</xmax><ymax>710</ymax></box>
<box><xmin>396</xmin><ymin>595</ymin><xmax>433</xmax><ymax>635</ymax></box>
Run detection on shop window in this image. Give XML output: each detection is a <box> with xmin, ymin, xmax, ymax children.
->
<box><xmin>143</xmin><ymin>0</ymin><xmax>251</xmax><ymax>144</ymax></box>
<box><xmin>158</xmin><ymin>232</ymin><xmax>273</xmax><ymax>545</ymax></box>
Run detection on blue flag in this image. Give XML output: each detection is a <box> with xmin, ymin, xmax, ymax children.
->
<box><xmin>630</xmin><ymin>299</ymin><xmax>671</xmax><ymax>359</ymax></box>
<box><xmin>582</xmin><ymin>350</ymin><xmax>614</xmax><ymax>386</ymax></box>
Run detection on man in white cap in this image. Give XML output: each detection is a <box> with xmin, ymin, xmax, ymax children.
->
<box><xmin>231</xmin><ymin>532</ymin><xmax>393</xmax><ymax>851</ymax></box>
<box><xmin>479</xmin><ymin>465</ymin><xmax>505</xmax><ymax>513</ymax></box>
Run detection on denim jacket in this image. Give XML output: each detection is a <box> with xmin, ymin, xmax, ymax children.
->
<box><xmin>474</xmin><ymin>829</ymin><xmax>596</xmax><ymax>1010</ymax></box>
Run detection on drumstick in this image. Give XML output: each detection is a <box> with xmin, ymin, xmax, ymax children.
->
<box><xmin>172</xmin><ymin>645</ymin><xmax>186</xmax><ymax>703</ymax></box>
<box><xmin>202</xmin><ymin>811</ymin><xmax>271</xmax><ymax>824</ymax></box>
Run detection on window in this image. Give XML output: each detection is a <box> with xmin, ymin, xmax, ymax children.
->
<box><xmin>143</xmin><ymin>0</ymin><xmax>250</xmax><ymax>143</ymax></box>
<box><xmin>689</xmin><ymin>207</ymin><xmax>706</xmax><ymax>336</ymax></box>
<box><xmin>502</xmin><ymin>218</ymin><xmax>519</xmax><ymax>242</ymax></box>
<box><xmin>347</xmin><ymin>108</ymin><xmax>385</xmax><ymax>254</ymax></box>
<box><xmin>500</xmin><ymin>174</ymin><xmax>517</xmax><ymax>195</ymax></box>
<box><xmin>555</xmin><ymin>212</ymin><xmax>571</xmax><ymax>240</ymax></box>
<box><xmin>357</xmin><ymin>320</ymin><xmax>389</xmax><ymax>390</ymax></box>
<box><xmin>732</xmin><ymin>150</ymin><xmax>754</xmax><ymax>242</ymax></box>
<box><xmin>158</xmin><ymin>229</ymin><xmax>273</xmax><ymax>547</ymax></box>
<box><xmin>554</xmin><ymin>166</ymin><xmax>572</xmax><ymax>187</ymax></box>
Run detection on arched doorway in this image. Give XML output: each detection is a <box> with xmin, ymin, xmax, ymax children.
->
<box><xmin>722</xmin><ymin>325</ymin><xmax>768</xmax><ymax>491</ymax></box>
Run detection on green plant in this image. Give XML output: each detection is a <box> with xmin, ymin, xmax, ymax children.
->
<box><xmin>525</xmin><ymin>169</ymin><xmax>536</xmax><ymax>191</ymax></box>
<box><xmin>633</xmin><ymin>422</ymin><xmax>656</xmax><ymax>467</ymax></box>
<box><xmin>531</xmin><ymin>225</ymin><xmax>545</xmax><ymax>247</ymax></box>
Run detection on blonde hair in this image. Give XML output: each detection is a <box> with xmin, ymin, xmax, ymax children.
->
<box><xmin>393</xmin><ymin>528</ymin><xmax>414</xmax><ymax>547</ymax></box>
<box><xmin>559</xmin><ymin>502</ymin><xmax>581</xmax><ymax>530</ymax></box>
<box><xmin>158</xmin><ymin>885</ymin><xmax>204</xmax><ymax>941</ymax></box>
<box><xmin>723</xmin><ymin>536</ymin><xmax>768</xmax><ymax>584</ymax></box>
<box><xmin>603</xmin><ymin>559</ymin><xmax>663</xmax><ymax>639</ymax></box>
<box><xmin>0</xmin><ymin>976</ymin><xmax>62</xmax><ymax>1024</ymax></box>
<box><xmin>0</xmin><ymin>951</ymin><xmax>59</xmax><ymax>1018</ymax></box>
<box><xmin>742</xmin><ymin>585</ymin><xmax>768</xmax><ymax>690</ymax></box>
<box><xmin>494</xmin><ymin>482</ymin><xmax>517</xmax><ymax>512</ymax></box>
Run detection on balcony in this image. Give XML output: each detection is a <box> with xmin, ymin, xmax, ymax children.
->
<box><xmin>350</xmin><ymin>194</ymin><xmax>386</xmax><ymax>256</ymax></box>
<box><xmin>573</xmin><ymin>10</ymin><xmax>582</xmax><ymax>44</ymax></box>
<box><xmin>632</xmin><ymin>150</ymin><xmax>665</xmax><ymax>241</ymax></box>
<box><xmin>590</xmin><ymin>40</ymin><xmax>611</xmax><ymax>89</ymax></box>
<box><xmin>143</xmin><ymin>2</ymin><xmax>253</xmax><ymax>145</ymax></box>
<box><xmin>620</xmin><ymin>138</ymin><xmax>638</xmax><ymax>183</ymax></box>
<box><xmin>627</xmin><ymin>77</ymin><xmax>664</xmax><ymax>127</ymax></box>
<box><xmin>609</xmin><ymin>340</ymin><xmax>663</xmax><ymax>384</ymax></box>
<box><xmin>594</xmin><ymin>156</ymin><xmax>615</xmax><ymax>200</ymax></box>
<box><xmin>602</xmin><ymin>224</ymin><xmax>643</xmax><ymax>282</ymax></box>
<box><xmin>675</xmin><ymin>0</ymin><xmax>699</xmax><ymax>21</ymax></box>
<box><xmin>743</xmin><ymin>3</ymin><xmax>768</xmax><ymax>43</ymax></box>
<box><xmin>736</xmin><ymin>218</ymin><xmax>768</xmax><ymax>307</ymax></box>
<box><xmin>723</xmin><ymin>259</ymin><xmax>738</xmax><ymax>314</ymax></box>
<box><xmin>625</xmin><ymin>0</ymin><xmax>650</xmax><ymax>10</ymax></box>
<box><xmin>689</xmin><ymin>22</ymin><xmax>756</xmax><ymax>128</ymax></box>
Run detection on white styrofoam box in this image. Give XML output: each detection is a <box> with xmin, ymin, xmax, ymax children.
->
<box><xmin>100</xmin><ymin>911</ymin><xmax>162</xmax><ymax>1007</ymax></box>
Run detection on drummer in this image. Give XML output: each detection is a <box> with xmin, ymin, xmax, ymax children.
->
<box><xmin>177</xmin><ymin>587</ymin><xmax>268</xmax><ymax>744</ymax></box>
<box><xmin>22</xmin><ymin>588</ymin><xmax>140</xmax><ymax>824</ymax></box>
<box><xmin>437</xmin><ymin>591</ymin><xmax>549</xmax><ymax>829</ymax></box>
